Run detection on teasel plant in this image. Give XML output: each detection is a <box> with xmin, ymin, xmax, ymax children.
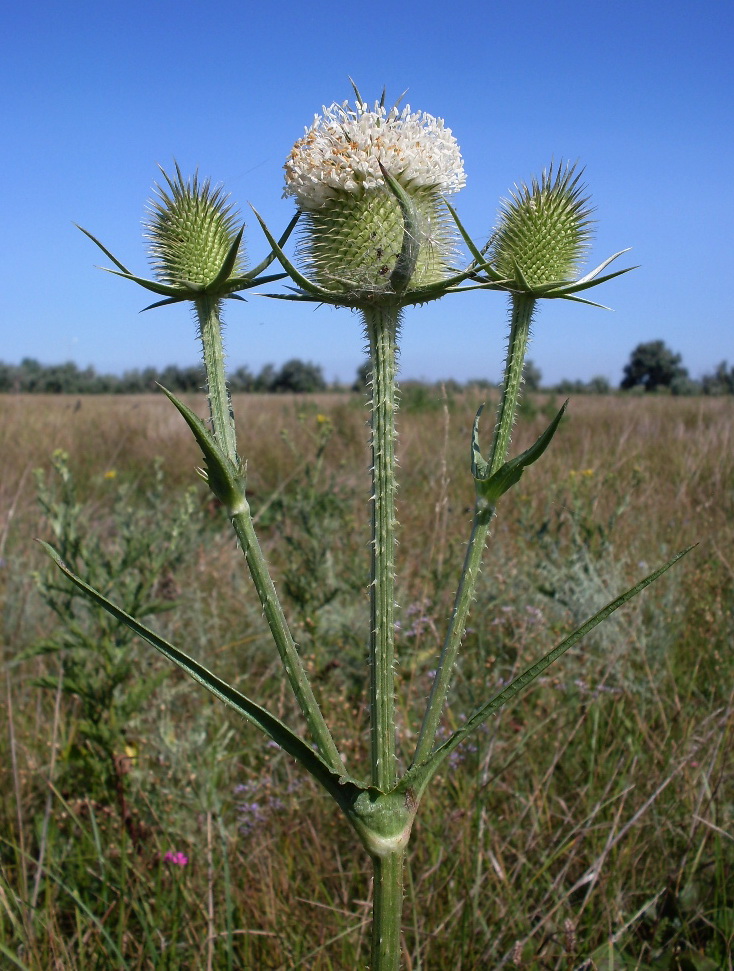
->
<box><xmin>43</xmin><ymin>89</ymin><xmax>693</xmax><ymax>971</ymax></box>
<box><xmin>76</xmin><ymin>164</ymin><xmax>298</xmax><ymax>467</ymax></box>
<box><xmin>413</xmin><ymin>163</ymin><xmax>640</xmax><ymax>772</ymax></box>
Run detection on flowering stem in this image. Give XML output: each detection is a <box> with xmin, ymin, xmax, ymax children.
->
<box><xmin>194</xmin><ymin>296</ymin><xmax>238</xmax><ymax>466</ymax></box>
<box><xmin>229</xmin><ymin>510</ymin><xmax>344</xmax><ymax>772</ymax></box>
<box><xmin>413</xmin><ymin>294</ymin><xmax>535</xmax><ymax>767</ymax></box>
<box><xmin>489</xmin><ymin>295</ymin><xmax>536</xmax><ymax>472</ymax></box>
<box><xmin>362</xmin><ymin>304</ymin><xmax>405</xmax><ymax>969</ymax></box>
<box><xmin>194</xmin><ymin>294</ymin><xmax>344</xmax><ymax>773</ymax></box>
<box><xmin>364</xmin><ymin>306</ymin><xmax>400</xmax><ymax>792</ymax></box>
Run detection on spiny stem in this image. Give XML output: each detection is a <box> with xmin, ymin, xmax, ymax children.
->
<box><xmin>195</xmin><ymin>294</ymin><xmax>344</xmax><ymax>774</ymax></box>
<box><xmin>364</xmin><ymin>306</ymin><xmax>400</xmax><ymax>792</ymax></box>
<box><xmin>229</xmin><ymin>510</ymin><xmax>344</xmax><ymax>772</ymax></box>
<box><xmin>488</xmin><ymin>294</ymin><xmax>536</xmax><ymax>473</ymax></box>
<box><xmin>195</xmin><ymin>296</ymin><xmax>238</xmax><ymax>466</ymax></box>
<box><xmin>412</xmin><ymin>295</ymin><xmax>535</xmax><ymax>767</ymax></box>
<box><xmin>371</xmin><ymin>850</ymin><xmax>405</xmax><ymax>970</ymax></box>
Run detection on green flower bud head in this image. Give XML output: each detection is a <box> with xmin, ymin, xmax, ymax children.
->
<box><xmin>489</xmin><ymin>163</ymin><xmax>594</xmax><ymax>291</ymax></box>
<box><xmin>145</xmin><ymin>164</ymin><xmax>246</xmax><ymax>291</ymax></box>
<box><xmin>78</xmin><ymin>165</ymin><xmax>293</xmax><ymax>314</ymax></box>
<box><xmin>283</xmin><ymin>96</ymin><xmax>465</xmax><ymax>302</ymax></box>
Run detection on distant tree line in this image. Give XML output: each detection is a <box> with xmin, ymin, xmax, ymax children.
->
<box><xmin>228</xmin><ymin>359</ymin><xmax>326</xmax><ymax>393</ymax></box>
<box><xmin>532</xmin><ymin>341</ymin><xmax>734</xmax><ymax>396</ymax></box>
<box><xmin>2</xmin><ymin>343</ymin><xmax>733</xmax><ymax>396</ymax></box>
<box><xmin>0</xmin><ymin>358</ymin><xmax>327</xmax><ymax>395</ymax></box>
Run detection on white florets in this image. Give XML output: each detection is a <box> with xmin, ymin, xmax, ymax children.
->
<box><xmin>284</xmin><ymin>100</ymin><xmax>466</xmax><ymax>210</ymax></box>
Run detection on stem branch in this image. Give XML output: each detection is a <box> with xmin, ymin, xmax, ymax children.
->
<box><xmin>195</xmin><ymin>296</ymin><xmax>238</xmax><ymax>466</ymax></box>
<box><xmin>230</xmin><ymin>508</ymin><xmax>344</xmax><ymax>774</ymax></box>
<box><xmin>195</xmin><ymin>295</ymin><xmax>343</xmax><ymax>773</ymax></box>
<box><xmin>413</xmin><ymin>295</ymin><xmax>535</xmax><ymax>766</ymax></box>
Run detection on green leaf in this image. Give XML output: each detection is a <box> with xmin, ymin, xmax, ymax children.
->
<box><xmin>0</xmin><ymin>941</ymin><xmax>31</xmax><ymax>971</ymax></box>
<box><xmin>251</xmin><ymin>206</ymin><xmax>332</xmax><ymax>300</ymax></box>
<box><xmin>555</xmin><ymin>293</ymin><xmax>614</xmax><ymax>310</ymax></box>
<box><xmin>572</xmin><ymin>248</ymin><xmax>633</xmax><ymax>287</ymax></box>
<box><xmin>38</xmin><ymin>541</ymin><xmax>365</xmax><ymax>806</ymax></box>
<box><xmin>225</xmin><ymin>271</ymin><xmax>288</xmax><ymax>290</ymax></box>
<box><xmin>474</xmin><ymin>400</ymin><xmax>568</xmax><ymax>503</ymax></box>
<box><xmin>583</xmin><ymin>943</ymin><xmax>639</xmax><ymax>969</ymax></box>
<box><xmin>398</xmin><ymin>545</ymin><xmax>695</xmax><ymax>801</ymax></box>
<box><xmin>442</xmin><ymin>202</ymin><xmax>514</xmax><ymax>290</ymax></box>
<box><xmin>712</xmin><ymin>905</ymin><xmax>734</xmax><ymax>938</ymax></box>
<box><xmin>158</xmin><ymin>386</ymin><xmax>246</xmax><ymax>513</ymax></box>
<box><xmin>348</xmin><ymin>76</ymin><xmax>365</xmax><ymax>106</ymax></box>
<box><xmin>672</xmin><ymin>954</ymin><xmax>721</xmax><ymax>971</ymax></box>
<box><xmin>98</xmin><ymin>267</ymin><xmax>188</xmax><ymax>298</ymax></box>
<box><xmin>405</xmin><ymin>277</ymin><xmax>500</xmax><ymax>304</ymax></box>
<box><xmin>512</xmin><ymin>258</ymin><xmax>533</xmax><ymax>292</ymax></box>
<box><xmin>443</xmin><ymin>199</ymin><xmax>489</xmax><ymax>269</ymax></box>
<box><xmin>140</xmin><ymin>295</ymin><xmax>188</xmax><ymax>312</ymax></box>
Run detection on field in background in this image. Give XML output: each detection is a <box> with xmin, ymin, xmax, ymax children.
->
<box><xmin>1</xmin><ymin>391</ymin><xmax>732</xmax><ymax>969</ymax></box>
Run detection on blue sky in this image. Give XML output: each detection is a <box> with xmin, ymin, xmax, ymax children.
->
<box><xmin>3</xmin><ymin>0</ymin><xmax>732</xmax><ymax>386</ymax></box>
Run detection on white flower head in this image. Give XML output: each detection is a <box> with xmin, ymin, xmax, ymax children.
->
<box><xmin>284</xmin><ymin>100</ymin><xmax>466</xmax><ymax>211</ymax></box>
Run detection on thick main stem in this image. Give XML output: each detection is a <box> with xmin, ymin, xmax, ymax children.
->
<box><xmin>372</xmin><ymin>850</ymin><xmax>406</xmax><ymax>971</ymax></box>
<box><xmin>413</xmin><ymin>295</ymin><xmax>535</xmax><ymax>767</ymax></box>
<box><xmin>364</xmin><ymin>306</ymin><xmax>400</xmax><ymax>792</ymax></box>
<box><xmin>362</xmin><ymin>305</ymin><xmax>404</xmax><ymax>969</ymax></box>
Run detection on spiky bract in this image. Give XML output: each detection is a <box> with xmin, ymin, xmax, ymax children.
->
<box><xmin>146</xmin><ymin>164</ymin><xmax>246</xmax><ymax>290</ymax></box>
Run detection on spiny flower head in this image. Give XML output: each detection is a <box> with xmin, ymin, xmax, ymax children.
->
<box><xmin>78</xmin><ymin>164</ymin><xmax>294</xmax><ymax>312</ymax></box>
<box><xmin>284</xmin><ymin>100</ymin><xmax>465</xmax><ymax>210</ymax></box>
<box><xmin>489</xmin><ymin>163</ymin><xmax>594</xmax><ymax>291</ymax></box>
<box><xmin>146</xmin><ymin>164</ymin><xmax>246</xmax><ymax>290</ymax></box>
<box><xmin>280</xmin><ymin>92</ymin><xmax>466</xmax><ymax>304</ymax></box>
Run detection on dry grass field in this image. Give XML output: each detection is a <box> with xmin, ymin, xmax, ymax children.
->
<box><xmin>1</xmin><ymin>390</ymin><xmax>732</xmax><ymax>969</ymax></box>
